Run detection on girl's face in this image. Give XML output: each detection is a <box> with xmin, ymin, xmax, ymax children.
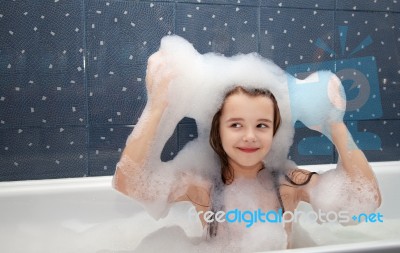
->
<box><xmin>219</xmin><ymin>93</ymin><xmax>275</xmax><ymax>170</ymax></box>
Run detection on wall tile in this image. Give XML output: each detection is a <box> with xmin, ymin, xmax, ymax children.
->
<box><xmin>289</xmin><ymin>122</ymin><xmax>335</xmax><ymax>166</ymax></box>
<box><xmin>88</xmin><ymin>126</ymin><xmax>130</xmax><ymax>176</ymax></box>
<box><xmin>335</xmin><ymin>11</ymin><xmax>400</xmax><ymax>120</ymax></box>
<box><xmin>181</xmin><ymin>0</ymin><xmax>260</xmax><ymax>6</ymax></box>
<box><xmin>178</xmin><ymin>118</ymin><xmax>198</xmax><ymax>150</ymax></box>
<box><xmin>336</xmin><ymin>0</ymin><xmax>400</xmax><ymax>12</ymax></box>
<box><xmin>175</xmin><ymin>3</ymin><xmax>259</xmax><ymax>55</ymax></box>
<box><xmin>1</xmin><ymin>74</ymin><xmax>87</xmax><ymax>127</ymax></box>
<box><xmin>161</xmin><ymin>123</ymin><xmax>180</xmax><ymax>162</ymax></box>
<box><xmin>86</xmin><ymin>0</ymin><xmax>174</xmax><ymax>126</ymax></box>
<box><xmin>159</xmin><ymin>117</ymin><xmax>198</xmax><ymax>163</ymax></box>
<box><xmin>88</xmin><ymin>64</ymin><xmax>147</xmax><ymax>125</ymax></box>
<box><xmin>0</xmin><ymin>126</ymin><xmax>87</xmax><ymax>181</ymax></box>
<box><xmin>86</xmin><ymin>1</ymin><xmax>174</xmax><ymax>67</ymax></box>
<box><xmin>87</xmin><ymin>123</ymin><xmax>180</xmax><ymax>176</ymax></box>
<box><xmin>260</xmin><ymin>7</ymin><xmax>335</xmax><ymax>71</ymax></box>
<box><xmin>0</xmin><ymin>0</ymin><xmax>86</xmax><ymax>128</ymax></box>
<box><xmin>261</xmin><ymin>0</ymin><xmax>335</xmax><ymax>9</ymax></box>
<box><xmin>347</xmin><ymin>120</ymin><xmax>400</xmax><ymax>162</ymax></box>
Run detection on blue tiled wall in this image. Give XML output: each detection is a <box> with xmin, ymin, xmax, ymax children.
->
<box><xmin>0</xmin><ymin>0</ymin><xmax>399</xmax><ymax>181</ymax></box>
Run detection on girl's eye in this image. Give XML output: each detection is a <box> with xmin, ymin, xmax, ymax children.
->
<box><xmin>257</xmin><ymin>123</ymin><xmax>269</xmax><ymax>128</ymax></box>
<box><xmin>230</xmin><ymin>123</ymin><xmax>242</xmax><ymax>128</ymax></box>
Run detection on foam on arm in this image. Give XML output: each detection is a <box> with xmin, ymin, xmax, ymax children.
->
<box><xmin>113</xmin><ymin>154</ymin><xmax>178</xmax><ymax>219</ymax></box>
<box><xmin>307</xmin><ymin>123</ymin><xmax>381</xmax><ymax>224</ymax></box>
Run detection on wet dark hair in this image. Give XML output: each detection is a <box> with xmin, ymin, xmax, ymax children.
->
<box><xmin>206</xmin><ymin>86</ymin><xmax>316</xmax><ymax>239</ymax></box>
<box><xmin>207</xmin><ymin>86</ymin><xmax>281</xmax><ymax>238</ymax></box>
<box><xmin>209</xmin><ymin>86</ymin><xmax>281</xmax><ymax>185</ymax></box>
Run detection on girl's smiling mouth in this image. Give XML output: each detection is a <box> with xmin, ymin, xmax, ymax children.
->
<box><xmin>237</xmin><ymin>147</ymin><xmax>259</xmax><ymax>153</ymax></box>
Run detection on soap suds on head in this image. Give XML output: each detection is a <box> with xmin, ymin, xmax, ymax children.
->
<box><xmin>142</xmin><ymin>35</ymin><xmax>295</xmax><ymax>178</ymax></box>
<box><xmin>144</xmin><ymin>35</ymin><xmax>346</xmax><ymax>178</ymax></box>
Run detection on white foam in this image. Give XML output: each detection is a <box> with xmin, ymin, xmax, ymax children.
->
<box><xmin>141</xmin><ymin>35</ymin><xmax>347</xmax><ymax>181</ymax></box>
<box><xmin>115</xmin><ymin>35</ymin><xmax>377</xmax><ymax>252</ymax></box>
<box><xmin>7</xmin><ymin>208</ymin><xmax>399</xmax><ymax>253</ymax></box>
<box><xmin>310</xmin><ymin>165</ymin><xmax>379</xmax><ymax>222</ymax></box>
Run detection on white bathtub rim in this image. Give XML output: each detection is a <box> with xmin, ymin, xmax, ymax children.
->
<box><xmin>0</xmin><ymin>175</ymin><xmax>112</xmax><ymax>196</ymax></box>
<box><xmin>0</xmin><ymin>160</ymin><xmax>398</xmax><ymax>196</ymax></box>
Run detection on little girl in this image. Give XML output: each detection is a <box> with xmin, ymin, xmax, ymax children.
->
<box><xmin>113</xmin><ymin>51</ymin><xmax>381</xmax><ymax>251</ymax></box>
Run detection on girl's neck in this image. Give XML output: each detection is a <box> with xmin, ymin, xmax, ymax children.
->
<box><xmin>229</xmin><ymin>161</ymin><xmax>264</xmax><ymax>180</ymax></box>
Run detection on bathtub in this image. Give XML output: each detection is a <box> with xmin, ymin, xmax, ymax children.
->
<box><xmin>0</xmin><ymin>161</ymin><xmax>399</xmax><ymax>253</ymax></box>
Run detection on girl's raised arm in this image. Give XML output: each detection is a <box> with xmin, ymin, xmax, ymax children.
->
<box><xmin>112</xmin><ymin>52</ymin><xmax>211</xmax><ymax>220</ymax></box>
<box><xmin>113</xmin><ymin>51</ymin><xmax>173</xmax><ymax>200</ymax></box>
<box><xmin>296</xmin><ymin>75</ymin><xmax>381</xmax><ymax>220</ymax></box>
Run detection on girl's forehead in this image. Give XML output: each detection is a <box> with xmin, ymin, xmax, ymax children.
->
<box><xmin>223</xmin><ymin>93</ymin><xmax>273</xmax><ymax>108</ymax></box>
<box><xmin>221</xmin><ymin>93</ymin><xmax>274</xmax><ymax>117</ymax></box>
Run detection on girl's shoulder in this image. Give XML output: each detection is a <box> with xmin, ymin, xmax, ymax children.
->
<box><xmin>278</xmin><ymin>168</ymin><xmax>319</xmax><ymax>205</ymax></box>
<box><xmin>283</xmin><ymin>168</ymin><xmax>318</xmax><ymax>186</ymax></box>
<box><xmin>169</xmin><ymin>171</ymin><xmax>212</xmax><ymax>208</ymax></box>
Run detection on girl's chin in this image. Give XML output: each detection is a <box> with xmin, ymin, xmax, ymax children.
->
<box><xmin>231</xmin><ymin>160</ymin><xmax>263</xmax><ymax>169</ymax></box>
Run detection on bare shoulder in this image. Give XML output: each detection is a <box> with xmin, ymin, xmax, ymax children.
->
<box><xmin>279</xmin><ymin>168</ymin><xmax>319</xmax><ymax>205</ymax></box>
<box><xmin>285</xmin><ymin>168</ymin><xmax>318</xmax><ymax>185</ymax></box>
<box><xmin>169</xmin><ymin>172</ymin><xmax>212</xmax><ymax>208</ymax></box>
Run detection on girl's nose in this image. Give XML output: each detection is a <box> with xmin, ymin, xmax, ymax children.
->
<box><xmin>242</xmin><ymin>129</ymin><xmax>256</xmax><ymax>142</ymax></box>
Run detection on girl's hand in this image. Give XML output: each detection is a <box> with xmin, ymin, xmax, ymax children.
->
<box><xmin>299</xmin><ymin>73</ymin><xmax>346</xmax><ymax>140</ymax></box>
<box><xmin>145</xmin><ymin>51</ymin><xmax>176</xmax><ymax>111</ymax></box>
